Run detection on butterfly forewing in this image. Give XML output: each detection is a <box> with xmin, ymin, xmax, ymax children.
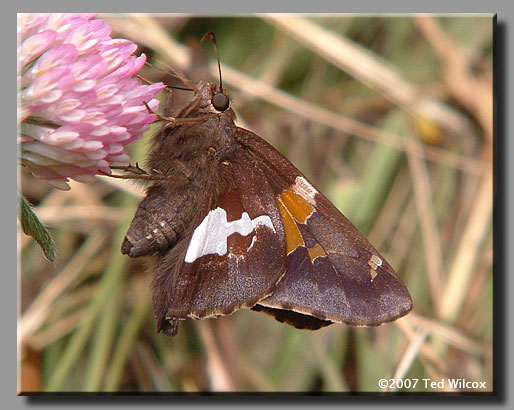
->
<box><xmin>235</xmin><ymin>128</ymin><xmax>413</xmax><ymax>327</ymax></box>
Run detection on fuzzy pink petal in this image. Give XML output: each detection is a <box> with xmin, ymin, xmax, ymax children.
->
<box><xmin>18</xmin><ymin>29</ymin><xmax>58</xmax><ymax>68</ymax></box>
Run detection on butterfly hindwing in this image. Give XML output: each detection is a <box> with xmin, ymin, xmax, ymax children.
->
<box><xmin>236</xmin><ymin>128</ymin><xmax>413</xmax><ymax>328</ymax></box>
<box><xmin>164</xmin><ymin>145</ymin><xmax>286</xmax><ymax>323</ymax></box>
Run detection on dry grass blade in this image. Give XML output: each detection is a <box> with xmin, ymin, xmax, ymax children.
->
<box><xmin>197</xmin><ymin>321</ymin><xmax>236</xmax><ymax>391</ymax></box>
<box><xmin>415</xmin><ymin>16</ymin><xmax>493</xmax><ymax>141</ymax></box>
<box><xmin>437</xmin><ymin>167</ymin><xmax>493</xmax><ymax>323</ymax></box>
<box><xmin>135</xmin><ymin>342</ymin><xmax>173</xmax><ymax>392</ymax></box>
<box><xmin>35</xmin><ymin>205</ymin><xmax>130</xmax><ymax>224</ymax></box>
<box><xmin>384</xmin><ymin>327</ymin><xmax>428</xmax><ymax>392</ymax></box>
<box><xmin>264</xmin><ymin>14</ymin><xmax>473</xmax><ymax>138</ymax></box>
<box><xmin>106</xmin><ymin>14</ymin><xmax>190</xmax><ymax>69</ymax></box>
<box><xmin>237</xmin><ymin>355</ymin><xmax>275</xmax><ymax>391</ymax></box>
<box><xmin>19</xmin><ymin>228</ymin><xmax>108</xmax><ymax>348</ymax></box>
<box><xmin>28</xmin><ymin>309</ymin><xmax>85</xmax><ymax>351</ymax></box>
<box><xmin>404</xmin><ymin>134</ymin><xmax>445</xmax><ymax>309</ymax></box>
<box><xmin>408</xmin><ymin>313</ymin><xmax>485</xmax><ymax>356</ymax></box>
<box><xmin>396</xmin><ymin>318</ymin><xmax>448</xmax><ymax>381</ymax></box>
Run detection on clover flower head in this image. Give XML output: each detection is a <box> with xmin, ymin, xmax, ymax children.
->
<box><xmin>18</xmin><ymin>13</ymin><xmax>165</xmax><ymax>190</ymax></box>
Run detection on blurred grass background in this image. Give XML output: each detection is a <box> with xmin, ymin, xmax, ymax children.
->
<box><xmin>18</xmin><ymin>14</ymin><xmax>494</xmax><ymax>393</ymax></box>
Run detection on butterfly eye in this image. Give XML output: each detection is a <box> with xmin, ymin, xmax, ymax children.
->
<box><xmin>212</xmin><ymin>92</ymin><xmax>230</xmax><ymax>112</ymax></box>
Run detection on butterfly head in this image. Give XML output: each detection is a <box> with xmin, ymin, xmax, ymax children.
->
<box><xmin>196</xmin><ymin>81</ymin><xmax>234</xmax><ymax>118</ymax></box>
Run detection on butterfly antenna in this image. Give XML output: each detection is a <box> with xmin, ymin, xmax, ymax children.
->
<box><xmin>137</xmin><ymin>74</ymin><xmax>193</xmax><ymax>92</ymax></box>
<box><xmin>201</xmin><ymin>31</ymin><xmax>224</xmax><ymax>93</ymax></box>
<box><xmin>144</xmin><ymin>60</ymin><xmax>201</xmax><ymax>93</ymax></box>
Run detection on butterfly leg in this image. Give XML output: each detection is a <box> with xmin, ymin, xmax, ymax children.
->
<box><xmin>158</xmin><ymin>317</ymin><xmax>179</xmax><ymax>337</ymax></box>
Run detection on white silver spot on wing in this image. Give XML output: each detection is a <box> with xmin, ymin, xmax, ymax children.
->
<box><xmin>368</xmin><ymin>254</ymin><xmax>383</xmax><ymax>281</ymax></box>
<box><xmin>184</xmin><ymin>208</ymin><xmax>275</xmax><ymax>263</ymax></box>
<box><xmin>294</xmin><ymin>176</ymin><xmax>318</xmax><ymax>205</ymax></box>
<box><xmin>248</xmin><ymin>235</ymin><xmax>258</xmax><ymax>251</ymax></box>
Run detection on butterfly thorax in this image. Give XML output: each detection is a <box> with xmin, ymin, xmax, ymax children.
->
<box><xmin>147</xmin><ymin>81</ymin><xmax>236</xmax><ymax>178</ymax></box>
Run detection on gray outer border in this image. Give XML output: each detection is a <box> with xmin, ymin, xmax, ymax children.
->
<box><xmin>9</xmin><ymin>1</ymin><xmax>511</xmax><ymax>408</ymax></box>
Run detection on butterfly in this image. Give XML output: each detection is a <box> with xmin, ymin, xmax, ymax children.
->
<box><xmin>117</xmin><ymin>38</ymin><xmax>412</xmax><ymax>336</ymax></box>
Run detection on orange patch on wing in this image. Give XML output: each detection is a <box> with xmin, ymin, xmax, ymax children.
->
<box><xmin>279</xmin><ymin>189</ymin><xmax>314</xmax><ymax>224</ymax></box>
<box><xmin>308</xmin><ymin>243</ymin><xmax>327</xmax><ymax>262</ymax></box>
<box><xmin>278</xmin><ymin>200</ymin><xmax>304</xmax><ymax>254</ymax></box>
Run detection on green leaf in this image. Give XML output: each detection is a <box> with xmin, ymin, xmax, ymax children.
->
<box><xmin>18</xmin><ymin>192</ymin><xmax>56</xmax><ymax>262</ymax></box>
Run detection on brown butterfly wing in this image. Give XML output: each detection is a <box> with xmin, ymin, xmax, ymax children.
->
<box><xmin>236</xmin><ymin>128</ymin><xmax>413</xmax><ymax>328</ymax></box>
<box><xmin>161</xmin><ymin>145</ymin><xmax>286</xmax><ymax>327</ymax></box>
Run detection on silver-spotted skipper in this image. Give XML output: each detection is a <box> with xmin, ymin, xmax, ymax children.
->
<box><xmin>117</xmin><ymin>36</ymin><xmax>412</xmax><ymax>336</ymax></box>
